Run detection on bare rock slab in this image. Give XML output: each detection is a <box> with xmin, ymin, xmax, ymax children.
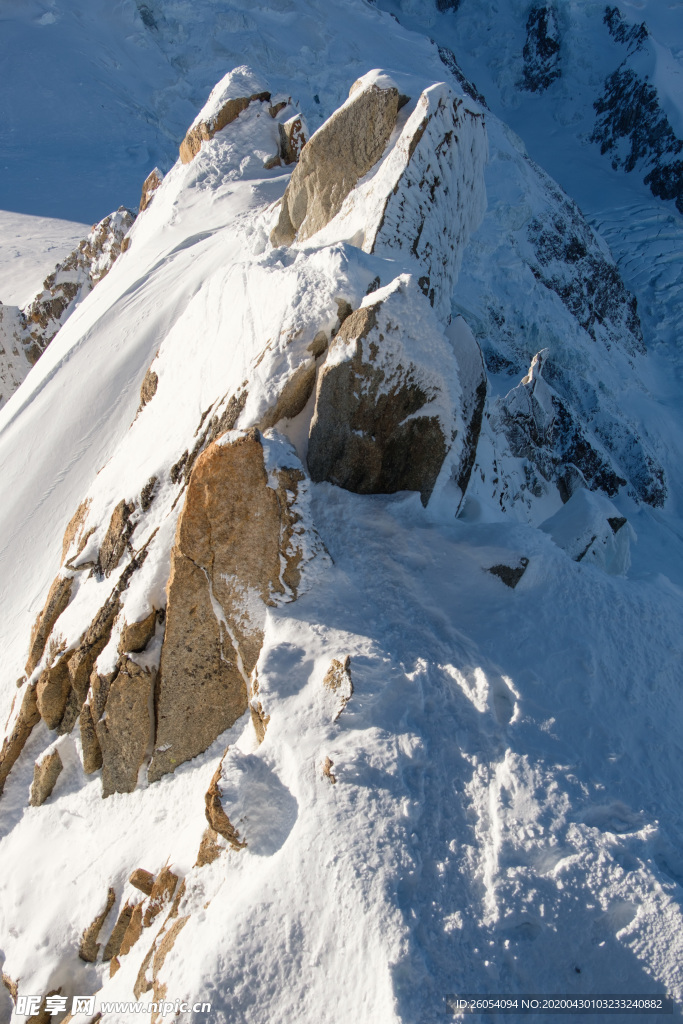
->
<box><xmin>271</xmin><ymin>77</ymin><xmax>399</xmax><ymax>246</ymax></box>
<box><xmin>308</xmin><ymin>277</ymin><xmax>481</xmax><ymax>506</ymax></box>
<box><xmin>149</xmin><ymin>429</ymin><xmax>323</xmax><ymax>782</ymax></box>
<box><xmin>95</xmin><ymin>657</ymin><xmax>155</xmax><ymax>797</ymax></box>
<box><xmin>29</xmin><ymin>748</ymin><xmax>63</xmax><ymax>807</ymax></box>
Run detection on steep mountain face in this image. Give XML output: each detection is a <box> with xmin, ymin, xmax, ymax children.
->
<box><xmin>0</xmin><ymin>209</ymin><xmax>134</xmax><ymax>408</ymax></box>
<box><xmin>1</xmin><ymin>2</ymin><xmax>683</xmax><ymax>1023</ymax></box>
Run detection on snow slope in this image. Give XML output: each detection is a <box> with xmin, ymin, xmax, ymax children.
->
<box><xmin>1</xmin><ymin>2</ymin><xmax>683</xmax><ymax>1023</ymax></box>
<box><xmin>0</xmin><ymin>213</ymin><xmax>88</xmax><ymax>308</ymax></box>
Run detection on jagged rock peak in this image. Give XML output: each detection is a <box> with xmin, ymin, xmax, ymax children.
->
<box><xmin>271</xmin><ymin>69</ymin><xmax>488</xmax><ymax>323</ymax></box>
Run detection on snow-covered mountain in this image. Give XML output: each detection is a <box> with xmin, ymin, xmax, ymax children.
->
<box><xmin>1</xmin><ymin>2</ymin><xmax>683</xmax><ymax>1023</ymax></box>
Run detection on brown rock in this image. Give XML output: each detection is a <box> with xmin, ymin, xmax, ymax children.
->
<box><xmin>0</xmin><ymin>684</ymin><xmax>41</xmax><ymax>795</ymax></box>
<box><xmin>119</xmin><ymin>608</ymin><xmax>157</xmax><ymax>654</ymax></box>
<box><xmin>102</xmin><ymin>902</ymin><xmax>134</xmax><ymax>961</ymax></box>
<box><xmin>25</xmin><ymin>989</ymin><xmax>62</xmax><ymax>1024</ymax></box>
<box><xmin>250</xmin><ymin>700</ymin><xmax>269</xmax><ymax>745</ymax></box>
<box><xmin>143</xmin><ymin>866</ymin><xmax>179</xmax><ymax>928</ymax></box>
<box><xmin>322</xmin><ymin>756</ymin><xmax>337</xmax><ymax>784</ymax></box>
<box><xmin>29</xmin><ymin>749</ymin><xmax>63</xmax><ymax>806</ymax></box>
<box><xmin>95</xmin><ymin>657</ymin><xmax>155</xmax><ymax>797</ymax></box>
<box><xmin>139</xmin><ymin>367</ymin><xmax>158</xmax><ymax>409</ymax></box>
<box><xmin>63</xmin><ymin>591</ymin><xmax>122</xmax><ymax>731</ymax></box>
<box><xmin>129</xmin><ymin>868</ymin><xmax>155</xmax><ymax>895</ymax></box>
<box><xmin>323</xmin><ymin>655</ymin><xmax>354</xmax><ymax>720</ymax></box>
<box><xmin>118</xmin><ymin>902</ymin><xmax>144</xmax><ymax>958</ymax></box>
<box><xmin>2</xmin><ymin>972</ymin><xmax>17</xmax><ymax>1003</ymax></box>
<box><xmin>149</xmin><ymin>430</ymin><xmax>310</xmax><ymax>781</ymax></box>
<box><xmin>271</xmin><ymin>82</ymin><xmax>398</xmax><ymax>247</ymax></box>
<box><xmin>36</xmin><ymin>652</ymin><xmax>73</xmax><ymax>730</ymax></box>
<box><xmin>195</xmin><ymin>827</ymin><xmax>223</xmax><ymax>867</ymax></box>
<box><xmin>180</xmin><ymin>92</ymin><xmax>271</xmax><ymax>163</ymax></box>
<box><xmin>205</xmin><ymin>764</ymin><xmax>246</xmax><ymax>850</ymax></box>
<box><xmin>278</xmin><ymin>114</ymin><xmax>308</xmax><ymax>165</ymax></box>
<box><xmin>99</xmin><ymin>499</ymin><xmax>135</xmax><ymax>577</ymax></box>
<box><xmin>80</xmin><ymin>701</ymin><xmax>103</xmax><ymax>773</ymax></box>
<box><xmin>79</xmin><ymin>887</ymin><xmax>116</xmax><ymax>962</ymax></box>
<box><xmin>61</xmin><ymin>499</ymin><xmax>92</xmax><ymax>564</ymax></box>
<box><xmin>139</xmin><ymin>167</ymin><xmax>163</xmax><ymax>212</ymax></box>
<box><xmin>307</xmin><ymin>303</ymin><xmax>447</xmax><ymax>505</ymax></box>
<box><xmin>25</xmin><ymin>574</ymin><xmax>73</xmax><ymax>675</ymax></box>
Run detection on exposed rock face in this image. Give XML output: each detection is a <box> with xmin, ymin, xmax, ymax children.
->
<box><xmin>363</xmin><ymin>84</ymin><xmax>487</xmax><ymax>321</ymax></box>
<box><xmin>129</xmin><ymin>868</ymin><xmax>155</xmax><ymax>895</ymax></box>
<box><xmin>205</xmin><ymin>764</ymin><xmax>246</xmax><ymax>849</ymax></box>
<box><xmin>150</xmin><ymin>429</ymin><xmax>316</xmax><ymax>781</ymax></box>
<box><xmin>521</xmin><ymin>5</ymin><xmax>561</xmax><ymax>92</ymax></box>
<box><xmin>29</xmin><ymin>749</ymin><xmax>63</xmax><ymax>806</ymax></box>
<box><xmin>139</xmin><ymin>367</ymin><xmax>158</xmax><ymax>409</ymax></box>
<box><xmin>95</xmin><ymin>658</ymin><xmax>155</xmax><ymax>797</ymax></box>
<box><xmin>103</xmin><ymin>902</ymin><xmax>135</xmax><ymax>962</ymax></box>
<box><xmin>99</xmin><ymin>499</ymin><xmax>135</xmax><ymax>577</ymax></box>
<box><xmin>487</xmin><ymin>558</ymin><xmax>529</xmax><ymax>589</ymax></box>
<box><xmin>62</xmin><ymin>592</ymin><xmax>122</xmax><ymax>733</ymax></box>
<box><xmin>499</xmin><ymin>349</ymin><xmax>629</xmax><ymax>503</ymax></box>
<box><xmin>591</xmin><ymin>66</ymin><xmax>683</xmax><ymax>214</ymax></box>
<box><xmin>270</xmin><ymin>80</ymin><xmax>399</xmax><ymax>246</ymax></box>
<box><xmin>143</xmin><ymin>867</ymin><xmax>179</xmax><ymax>928</ymax></box>
<box><xmin>278</xmin><ymin>114</ymin><xmax>308</xmax><ymax>165</ymax></box>
<box><xmin>308</xmin><ymin>279</ymin><xmax>478</xmax><ymax>506</ymax></box>
<box><xmin>79</xmin><ymin>887</ymin><xmax>116</xmax><ymax>962</ymax></box>
<box><xmin>180</xmin><ymin>92</ymin><xmax>271</xmax><ymax>163</ymax></box>
<box><xmin>80</xmin><ymin>701</ymin><xmax>103</xmax><ymax>774</ymax></box>
<box><xmin>323</xmin><ymin>656</ymin><xmax>354</xmax><ymax>720</ymax></box>
<box><xmin>23</xmin><ymin>208</ymin><xmax>135</xmax><ymax>361</ymax></box>
<box><xmin>139</xmin><ymin>167</ymin><xmax>163</xmax><ymax>212</ymax></box>
<box><xmin>0</xmin><ymin>684</ymin><xmax>41</xmax><ymax>795</ymax></box>
<box><xmin>119</xmin><ymin>608</ymin><xmax>157</xmax><ymax>654</ymax></box>
<box><xmin>25</xmin><ymin>574</ymin><xmax>73</xmax><ymax>675</ymax></box>
<box><xmin>61</xmin><ymin>499</ymin><xmax>92</xmax><ymax>565</ymax></box>
<box><xmin>195</xmin><ymin>827</ymin><xmax>223</xmax><ymax>867</ymax></box>
<box><xmin>36</xmin><ymin>653</ymin><xmax>72</xmax><ymax>730</ymax></box>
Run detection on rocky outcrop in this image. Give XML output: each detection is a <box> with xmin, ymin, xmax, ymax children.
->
<box><xmin>29</xmin><ymin>748</ymin><xmax>63</xmax><ymax>806</ymax></box>
<box><xmin>0</xmin><ymin>684</ymin><xmax>41</xmax><ymax>795</ymax></box>
<box><xmin>180</xmin><ymin>92</ymin><xmax>271</xmax><ymax>163</ymax></box>
<box><xmin>61</xmin><ymin>499</ymin><xmax>92</xmax><ymax>565</ymax></box>
<box><xmin>79</xmin><ymin>887</ymin><xmax>116</xmax><ymax>962</ymax></box>
<box><xmin>487</xmin><ymin>558</ymin><xmax>529</xmax><ymax>589</ymax></box>
<box><xmin>278</xmin><ymin>115</ymin><xmax>308</xmax><ymax>165</ymax></box>
<box><xmin>36</xmin><ymin>653</ymin><xmax>73</xmax><ymax>730</ymax></box>
<box><xmin>23</xmin><ymin>208</ymin><xmax>135</xmax><ymax>361</ymax></box>
<box><xmin>205</xmin><ymin>763</ymin><xmax>246</xmax><ymax>849</ymax></box>
<box><xmin>363</xmin><ymin>84</ymin><xmax>487</xmax><ymax>321</ymax></box>
<box><xmin>99</xmin><ymin>499</ymin><xmax>135</xmax><ymax>577</ymax></box>
<box><xmin>521</xmin><ymin>5</ymin><xmax>561</xmax><ymax>92</ymax></box>
<box><xmin>499</xmin><ymin>348</ymin><xmax>639</xmax><ymax>505</ymax></box>
<box><xmin>80</xmin><ymin>701</ymin><xmax>103</xmax><ymax>774</ymax></box>
<box><xmin>102</xmin><ymin>902</ymin><xmax>135</xmax><ymax>962</ymax></box>
<box><xmin>270</xmin><ymin>78</ymin><xmax>399</xmax><ymax>246</ymax></box>
<box><xmin>149</xmin><ymin>429</ymin><xmax>317</xmax><ymax>781</ymax></box>
<box><xmin>119</xmin><ymin>608</ymin><xmax>157</xmax><ymax>654</ymax></box>
<box><xmin>0</xmin><ymin>302</ymin><xmax>32</xmax><ymax>409</ymax></box>
<box><xmin>129</xmin><ymin>868</ymin><xmax>155</xmax><ymax>895</ymax></box>
<box><xmin>323</xmin><ymin>656</ymin><xmax>353</xmax><ymax>720</ymax></box>
<box><xmin>139</xmin><ymin>167</ymin><xmax>163</xmax><ymax>212</ymax></box>
<box><xmin>591</xmin><ymin>66</ymin><xmax>683</xmax><ymax>215</ymax></box>
<box><xmin>308</xmin><ymin>279</ymin><xmax>477</xmax><ymax>506</ymax></box>
<box><xmin>139</xmin><ymin>367</ymin><xmax>158</xmax><ymax>410</ymax></box>
<box><xmin>95</xmin><ymin>658</ymin><xmax>155</xmax><ymax>797</ymax></box>
<box><xmin>25</xmin><ymin>574</ymin><xmax>73</xmax><ymax>676</ymax></box>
